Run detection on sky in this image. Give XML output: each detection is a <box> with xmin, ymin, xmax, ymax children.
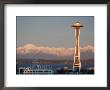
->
<box><xmin>16</xmin><ymin>16</ymin><xmax>94</xmax><ymax>48</ymax></box>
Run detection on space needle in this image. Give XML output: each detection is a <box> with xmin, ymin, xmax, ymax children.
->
<box><xmin>72</xmin><ymin>21</ymin><xmax>83</xmax><ymax>73</ymax></box>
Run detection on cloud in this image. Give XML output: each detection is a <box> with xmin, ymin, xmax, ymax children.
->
<box><xmin>17</xmin><ymin>44</ymin><xmax>94</xmax><ymax>60</ymax></box>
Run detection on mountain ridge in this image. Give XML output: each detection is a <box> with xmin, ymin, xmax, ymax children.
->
<box><xmin>17</xmin><ymin>44</ymin><xmax>94</xmax><ymax>60</ymax></box>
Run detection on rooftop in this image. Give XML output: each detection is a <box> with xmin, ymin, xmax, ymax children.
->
<box><xmin>72</xmin><ymin>21</ymin><xmax>83</xmax><ymax>27</ymax></box>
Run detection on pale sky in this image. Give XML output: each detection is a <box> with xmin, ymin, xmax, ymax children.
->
<box><xmin>16</xmin><ymin>16</ymin><xmax>94</xmax><ymax>48</ymax></box>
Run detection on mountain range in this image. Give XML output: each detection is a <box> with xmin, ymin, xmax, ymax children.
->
<box><xmin>17</xmin><ymin>44</ymin><xmax>94</xmax><ymax>60</ymax></box>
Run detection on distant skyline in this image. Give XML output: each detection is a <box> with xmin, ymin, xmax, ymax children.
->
<box><xmin>17</xmin><ymin>16</ymin><xmax>94</xmax><ymax>48</ymax></box>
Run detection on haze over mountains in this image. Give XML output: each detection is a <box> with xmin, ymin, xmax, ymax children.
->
<box><xmin>17</xmin><ymin>44</ymin><xmax>94</xmax><ymax>60</ymax></box>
